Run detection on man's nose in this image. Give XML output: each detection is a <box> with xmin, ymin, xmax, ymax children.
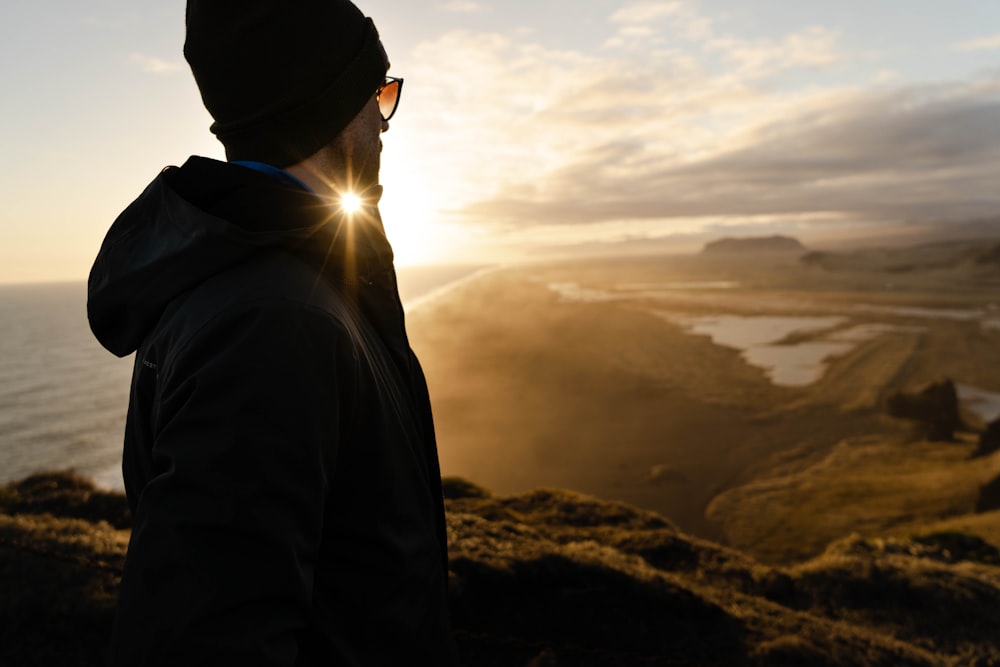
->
<box><xmin>381</xmin><ymin>119</ymin><xmax>389</xmax><ymax>133</ymax></box>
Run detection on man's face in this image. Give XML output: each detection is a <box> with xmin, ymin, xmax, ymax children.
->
<box><xmin>336</xmin><ymin>93</ymin><xmax>386</xmax><ymax>196</ymax></box>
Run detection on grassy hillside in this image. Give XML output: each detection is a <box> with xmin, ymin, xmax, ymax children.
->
<box><xmin>706</xmin><ymin>435</ymin><xmax>1000</xmax><ymax>563</ymax></box>
<box><xmin>4</xmin><ymin>471</ymin><xmax>1000</xmax><ymax>666</ymax></box>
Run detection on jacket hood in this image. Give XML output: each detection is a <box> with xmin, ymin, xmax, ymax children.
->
<box><xmin>88</xmin><ymin>156</ymin><xmax>394</xmax><ymax>357</ymax></box>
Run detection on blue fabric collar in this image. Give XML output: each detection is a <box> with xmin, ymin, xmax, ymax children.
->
<box><xmin>231</xmin><ymin>160</ymin><xmax>314</xmax><ymax>193</ymax></box>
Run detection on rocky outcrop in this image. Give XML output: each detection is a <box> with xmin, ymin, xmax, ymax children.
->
<box><xmin>972</xmin><ymin>418</ymin><xmax>1000</xmax><ymax>459</ymax></box>
<box><xmin>977</xmin><ymin>473</ymin><xmax>1000</xmax><ymax>513</ymax></box>
<box><xmin>885</xmin><ymin>379</ymin><xmax>962</xmax><ymax>441</ymax></box>
<box><xmin>701</xmin><ymin>235</ymin><xmax>806</xmax><ymax>256</ymax></box>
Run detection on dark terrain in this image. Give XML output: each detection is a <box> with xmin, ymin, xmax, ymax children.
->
<box><xmin>4</xmin><ymin>471</ymin><xmax>1000</xmax><ymax>666</ymax></box>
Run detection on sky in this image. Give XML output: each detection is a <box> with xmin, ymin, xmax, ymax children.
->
<box><xmin>1</xmin><ymin>1</ymin><xmax>999</xmax><ymax>283</ymax></box>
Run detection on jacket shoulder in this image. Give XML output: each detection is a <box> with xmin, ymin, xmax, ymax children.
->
<box><xmin>150</xmin><ymin>251</ymin><xmax>361</xmax><ymax>356</ymax></box>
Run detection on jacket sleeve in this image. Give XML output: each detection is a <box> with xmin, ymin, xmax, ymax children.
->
<box><xmin>109</xmin><ymin>302</ymin><xmax>352</xmax><ymax>666</ymax></box>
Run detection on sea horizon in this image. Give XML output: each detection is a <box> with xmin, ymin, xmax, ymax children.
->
<box><xmin>0</xmin><ymin>263</ymin><xmax>488</xmax><ymax>490</ymax></box>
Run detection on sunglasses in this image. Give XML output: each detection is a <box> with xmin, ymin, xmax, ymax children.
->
<box><xmin>377</xmin><ymin>76</ymin><xmax>403</xmax><ymax>122</ymax></box>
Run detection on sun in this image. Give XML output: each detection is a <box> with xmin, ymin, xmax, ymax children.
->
<box><xmin>372</xmin><ymin>130</ymin><xmax>475</xmax><ymax>266</ymax></box>
<box><xmin>340</xmin><ymin>193</ymin><xmax>362</xmax><ymax>214</ymax></box>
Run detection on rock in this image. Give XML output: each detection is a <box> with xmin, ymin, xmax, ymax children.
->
<box><xmin>972</xmin><ymin>419</ymin><xmax>1000</xmax><ymax>458</ymax></box>
<box><xmin>976</xmin><ymin>474</ymin><xmax>1000</xmax><ymax>513</ymax></box>
<box><xmin>885</xmin><ymin>379</ymin><xmax>962</xmax><ymax>441</ymax></box>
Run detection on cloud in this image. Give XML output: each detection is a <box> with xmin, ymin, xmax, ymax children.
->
<box><xmin>129</xmin><ymin>53</ymin><xmax>182</xmax><ymax>74</ymax></box>
<box><xmin>607</xmin><ymin>0</ymin><xmax>712</xmax><ymax>44</ymax></box>
<box><xmin>435</xmin><ymin>1</ymin><xmax>490</xmax><ymax>12</ymax></box>
<box><xmin>872</xmin><ymin>70</ymin><xmax>898</xmax><ymax>85</ymax></box>
<box><xmin>954</xmin><ymin>34</ymin><xmax>1000</xmax><ymax>52</ymax></box>
<box><xmin>604</xmin><ymin>3</ymin><xmax>843</xmax><ymax>76</ymax></box>
<box><xmin>457</xmin><ymin>78</ymin><xmax>1000</xmax><ymax>228</ymax></box>
<box><xmin>707</xmin><ymin>26</ymin><xmax>844</xmax><ymax>76</ymax></box>
<box><xmin>395</xmin><ymin>10</ymin><xmax>999</xmax><ymax>246</ymax></box>
<box><xmin>611</xmin><ymin>1</ymin><xmax>685</xmax><ymax>24</ymax></box>
<box><xmin>402</xmin><ymin>31</ymin><xmax>611</xmax><ymax>205</ymax></box>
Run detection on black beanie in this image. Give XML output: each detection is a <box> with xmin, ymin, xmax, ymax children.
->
<box><xmin>184</xmin><ymin>0</ymin><xmax>387</xmax><ymax>166</ymax></box>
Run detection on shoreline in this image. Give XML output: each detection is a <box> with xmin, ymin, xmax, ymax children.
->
<box><xmin>401</xmin><ymin>264</ymin><xmax>500</xmax><ymax>313</ymax></box>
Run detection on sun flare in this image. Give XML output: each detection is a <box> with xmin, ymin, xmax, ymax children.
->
<box><xmin>340</xmin><ymin>193</ymin><xmax>362</xmax><ymax>214</ymax></box>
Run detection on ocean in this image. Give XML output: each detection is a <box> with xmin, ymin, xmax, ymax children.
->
<box><xmin>0</xmin><ymin>264</ymin><xmax>486</xmax><ymax>490</ymax></box>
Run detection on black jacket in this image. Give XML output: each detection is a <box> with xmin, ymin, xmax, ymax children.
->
<box><xmin>88</xmin><ymin>156</ymin><xmax>458</xmax><ymax>666</ymax></box>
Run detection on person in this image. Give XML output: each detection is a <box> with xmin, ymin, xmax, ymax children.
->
<box><xmin>86</xmin><ymin>1</ymin><xmax>459</xmax><ymax>664</ymax></box>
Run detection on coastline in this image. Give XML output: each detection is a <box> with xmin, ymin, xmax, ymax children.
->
<box><xmin>402</xmin><ymin>265</ymin><xmax>499</xmax><ymax>313</ymax></box>
<box><xmin>0</xmin><ymin>266</ymin><xmax>493</xmax><ymax>491</ymax></box>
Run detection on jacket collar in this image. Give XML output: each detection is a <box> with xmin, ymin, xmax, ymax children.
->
<box><xmin>88</xmin><ymin>156</ymin><xmax>398</xmax><ymax>356</ymax></box>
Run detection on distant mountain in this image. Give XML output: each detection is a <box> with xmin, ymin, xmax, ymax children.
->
<box><xmin>701</xmin><ymin>235</ymin><xmax>807</xmax><ymax>255</ymax></box>
<box><xmin>5</xmin><ymin>471</ymin><xmax>1000</xmax><ymax>666</ymax></box>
